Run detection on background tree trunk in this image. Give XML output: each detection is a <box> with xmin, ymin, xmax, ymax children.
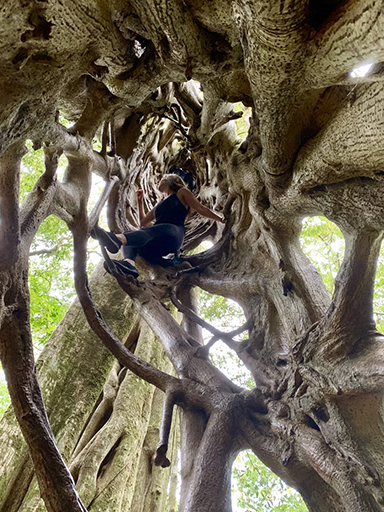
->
<box><xmin>0</xmin><ymin>264</ymin><xmax>176</xmax><ymax>512</ymax></box>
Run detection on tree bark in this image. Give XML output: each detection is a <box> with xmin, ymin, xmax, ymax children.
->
<box><xmin>0</xmin><ymin>265</ymin><xmax>175</xmax><ymax>511</ymax></box>
<box><xmin>1</xmin><ymin>1</ymin><xmax>384</xmax><ymax>511</ymax></box>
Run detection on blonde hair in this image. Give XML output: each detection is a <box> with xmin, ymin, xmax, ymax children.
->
<box><xmin>163</xmin><ymin>173</ymin><xmax>187</xmax><ymax>192</ymax></box>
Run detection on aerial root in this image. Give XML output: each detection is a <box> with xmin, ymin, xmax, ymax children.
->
<box><xmin>154</xmin><ymin>391</ymin><xmax>176</xmax><ymax>468</ymax></box>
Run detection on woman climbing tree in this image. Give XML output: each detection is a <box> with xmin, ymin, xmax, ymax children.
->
<box><xmin>91</xmin><ymin>173</ymin><xmax>224</xmax><ymax>277</ymax></box>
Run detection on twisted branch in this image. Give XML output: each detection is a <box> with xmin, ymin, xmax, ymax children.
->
<box><xmin>169</xmin><ymin>287</ymin><xmax>251</xmax><ymax>354</ymax></box>
<box><xmin>72</xmin><ymin>223</ymin><xmax>178</xmax><ymax>392</ymax></box>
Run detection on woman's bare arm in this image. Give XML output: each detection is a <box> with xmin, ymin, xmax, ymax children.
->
<box><xmin>137</xmin><ymin>190</ymin><xmax>155</xmax><ymax>227</ymax></box>
<box><xmin>177</xmin><ymin>188</ymin><xmax>224</xmax><ymax>223</ymax></box>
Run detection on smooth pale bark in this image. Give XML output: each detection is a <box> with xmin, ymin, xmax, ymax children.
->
<box><xmin>1</xmin><ymin>1</ymin><xmax>384</xmax><ymax>511</ymax></box>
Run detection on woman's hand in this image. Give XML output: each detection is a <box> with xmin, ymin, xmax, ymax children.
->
<box><xmin>213</xmin><ymin>214</ymin><xmax>225</xmax><ymax>224</ymax></box>
<box><xmin>136</xmin><ymin>189</ymin><xmax>155</xmax><ymax>226</ymax></box>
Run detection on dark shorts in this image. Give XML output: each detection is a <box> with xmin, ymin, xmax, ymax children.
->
<box><xmin>122</xmin><ymin>223</ymin><xmax>185</xmax><ymax>264</ymax></box>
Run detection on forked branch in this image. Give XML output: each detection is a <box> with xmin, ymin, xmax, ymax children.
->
<box><xmin>169</xmin><ymin>287</ymin><xmax>251</xmax><ymax>353</ymax></box>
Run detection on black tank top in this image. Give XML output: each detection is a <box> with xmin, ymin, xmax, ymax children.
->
<box><xmin>154</xmin><ymin>193</ymin><xmax>188</xmax><ymax>227</ymax></box>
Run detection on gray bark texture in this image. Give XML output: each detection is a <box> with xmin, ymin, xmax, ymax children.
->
<box><xmin>0</xmin><ymin>265</ymin><xmax>177</xmax><ymax>512</ymax></box>
<box><xmin>1</xmin><ymin>0</ymin><xmax>384</xmax><ymax>511</ymax></box>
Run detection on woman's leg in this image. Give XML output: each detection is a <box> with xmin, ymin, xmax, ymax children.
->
<box><xmin>118</xmin><ymin>229</ymin><xmax>156</xmax><ymax>267</ymax></box>
<box><xmin>101</xmin><ymin>224</ymin><xmax>184</xmax><ymax>276</ymax></box>
<box><xmin>137</xmin><ymin>225</ymin><xmax>185</xmax><ymax>265</ymax></box>
<box><xmin>92</xmin><ymin>227</ymin><xmax>144</xmax><ymax>277</ymax></box>
<box><xmin>91</xmin><ymin>226</ymin><xmax>122</xmax><ymax>253</ymax></box>
<box><xmin>121</xmin><ymin>245</ymin><xmax>138</xmax><ymax>266</ymax></box>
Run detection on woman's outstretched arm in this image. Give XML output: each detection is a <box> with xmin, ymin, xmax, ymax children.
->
<box><xmin>177</xmin><ymin>188</ymin><xmax>224</xmax><ymax>223</ymax></box>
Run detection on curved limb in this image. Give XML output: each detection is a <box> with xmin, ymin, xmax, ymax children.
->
<box><xmin>72</xmin><ymin>224</ymin><xmax>178</xmax><ymax>392</ymax></box>
<box><xmin>169</xmin><ymin>286</ymin><xmax>251</xmax><ymax>355</ymax></box>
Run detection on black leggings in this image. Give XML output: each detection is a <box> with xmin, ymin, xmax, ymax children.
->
<box><xmin>122</xmin><ymin>223</ymin><xmax>185</xmax><ymax>265</ymax></box>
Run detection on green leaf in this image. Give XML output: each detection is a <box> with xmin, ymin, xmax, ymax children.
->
<box><xmin>232</xmin><ymin>451</ymin><xmax>308</xmax><ymax>511</ymax></box>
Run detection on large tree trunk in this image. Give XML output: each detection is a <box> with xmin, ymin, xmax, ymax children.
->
<box><xmin>0</xmin><ymin>264</ymin><xmax>176</xmax><ymax>512</ymax></box>
<box><xmin>1</xmin><ymin>0</ymin><xmax>384</xmax><ymax>511</ymax></box>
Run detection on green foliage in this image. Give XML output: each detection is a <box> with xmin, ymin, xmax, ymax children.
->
<box><xmin>21</xmin><ymin>144</ymin><xmax>76</xmax><ymax>346</ymax></box>
<box><xmin>373</xmin><ymin>256</ymin><xmax>384</xmax><ymax>332</ymax></box>
<box><xmin>233</xmin><ymin>451</ymin><xmax>307</xmax><ymax>512</ymax></box>
<box><xmin>199</xmin><ymin>289</ymin><xmax>245</xmax><ymax>328</ymax></box>
<box><xmin>20</xmin><ymin>143</ymin><xmax>45</xmax><ymax>202</ymax></box>
<box><xmin>0</xmin><ymin>380</ymin><xmax>11</xmax><ymax>418</ymax></box>
<box><xmin>300</xmin><ymin>216</ymin><xmax>384</xmax><ymax>332</ymax></box>
<box><xmin>29</xmin><ymin>244</ymin><xmax>74</xmax><ymax>346</ymax></box>
<box><xmin>300</xmin><ymin>216</ymin><xmax>344</xmax><ymax>296</ymax></box>
<box><xmin>234</xmin><ymin>102</ymin><xmax>251</xmax><ymax>141</ymax></box>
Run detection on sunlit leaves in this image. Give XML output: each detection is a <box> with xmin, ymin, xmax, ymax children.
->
<box><xmin>234</xmin><ymin>102</ymin><xmax>251</xmax><ymax>141</ymax></box>
<box><xmin>199</xmin><ymin>289</ymin><xmax>244</xmax><ymax>328</ymax></box>
<box><xmin>300</xmin><ymin>216</ymin><xmax>384</xmax><ymax>332</ymax></box>
<box><xmin>29</xmin><ymin>250</ymin><xmax>73</xmax><ymax>346</ymax></box>
<box><xmin>21</xmin><ymin>145</ymin><xmax>76</xmax><ymax>346</ymax></box>
<box><xmin>300</xmin><ymin>216</ymin><xmax>344</xmax><ymax>296</ymax></box>
<box><xmin>233</xmin><ymin>452</ymin><xmax>307</xmax><ymax>512</ymax></box>
<box><xmin>20</xmin><ymin>142</ymin><xmax>45</xmax><ymax>202</ymax></box>
<box><xmin>0</xmin><ymin>381</ymin><xmax>11</xmax><ymax>418</ymax></box>
<box><xmin>373</xmin><ymin>254</ymin><xmax>384</xmax><ymax>332</ymax></box>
